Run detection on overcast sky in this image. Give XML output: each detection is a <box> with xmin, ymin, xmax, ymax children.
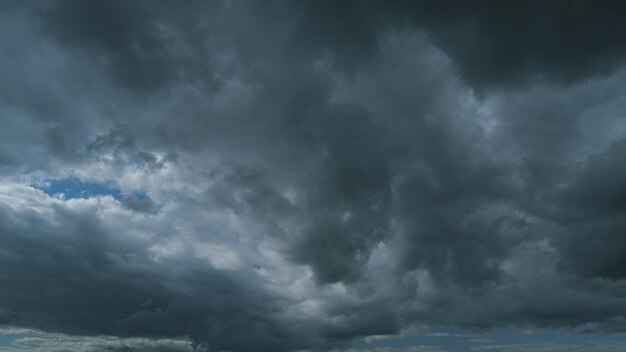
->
<box><xmin>1</xmin><ymin>1</ymin><xmax>626</xmax><ymax>351</ymax></box>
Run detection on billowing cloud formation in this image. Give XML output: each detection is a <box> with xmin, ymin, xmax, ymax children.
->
<box><xmin>1</xmin><ymin>1</ymin><xmax>626</xmax><ymax>351</ymax></box>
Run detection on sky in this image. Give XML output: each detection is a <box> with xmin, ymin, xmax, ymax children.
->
<box><xmin>1</xmin><ymin>1</ymin><xmax>626</xmax><ymax>351</ymax></box>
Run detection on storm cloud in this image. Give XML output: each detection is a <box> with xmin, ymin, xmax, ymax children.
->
<box><xmin>1</xmin><ymin>1</ymin><xmax>626</xmax><ymax>351</ymax></box>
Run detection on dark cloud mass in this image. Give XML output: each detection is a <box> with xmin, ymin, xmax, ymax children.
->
<box><xmin>1</xmin><ymin>1</ymin><xmax>626</xmax><ymax>351</ymax></box>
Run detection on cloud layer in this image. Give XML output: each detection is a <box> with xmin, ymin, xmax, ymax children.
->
<box><xmin>1</xmin><ymin>1</ymin><xmax>626</xmax><ymax>351</ymax></box>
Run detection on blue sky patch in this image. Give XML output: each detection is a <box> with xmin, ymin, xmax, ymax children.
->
<box><xmin>32</xmin><ymin>177</ymin><xmax>157</xmax><ymax>213</ymax></box>
<box><xmin>33</xmin><ymin>177</ymin><xmax>123</xmax><ymax>200</ymax></box>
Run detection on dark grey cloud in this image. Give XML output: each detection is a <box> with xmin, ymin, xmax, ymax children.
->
<box><xmin>1</xmin><ymin>1</ymin><xmax>626</xmax><ymax>351</ymax></box>
<box><xmin>290</xmin><ymin>0</ymin><xmax>626</xmax><ymax>90</ymax></box>
<box><xmin>395</xmin><ymin>0</ymin><xmax>626</xmax><ymax>90</ymax></box>
<box><xmin>39</xmin><ymin>0</ymin><xmax>215</xmax><ymax>94</ymax></box>
<box><xmin>554</xmin><ymin>139</ymin><xmax>626</xmax><ymax>280</ymax></box>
